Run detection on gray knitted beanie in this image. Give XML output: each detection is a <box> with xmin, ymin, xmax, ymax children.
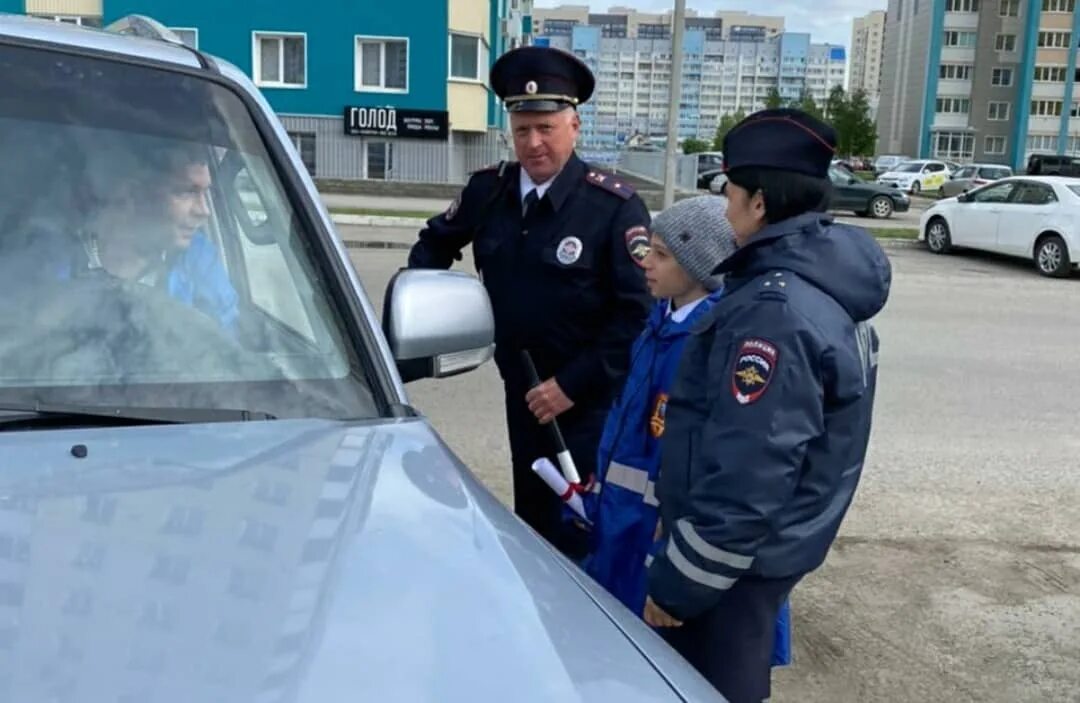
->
<box><xmin>650</xmin><ymin>195</ymin><xmax>738</xmax><ymax>291</ymax></box>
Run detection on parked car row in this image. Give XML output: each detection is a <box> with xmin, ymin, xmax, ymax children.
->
<box><xmin>920</xmin><ymin>175</ymin><xmax>1080</xmax><ymax>278</ymax></box>
<box><xmin>706</xmin><ymin>165</ymin><xmax>910</xmax><ymax>219</ymax></box>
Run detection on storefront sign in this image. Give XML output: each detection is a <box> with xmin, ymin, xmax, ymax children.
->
<box><xmin>343</xmin><ymin>106</ymin><xmax>449</xmax><ymax>140</ymax></box>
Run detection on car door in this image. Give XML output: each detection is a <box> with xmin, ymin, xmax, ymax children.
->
<box><xmin>827</xmin><ymin>166</ymin><xmax>859</xmax><ymax>209</ymax></box>
<box><xmin>954</xmin><ymin>180</ymin><xmax>1018</xmax><ymax>249</ymax></box>
<box><xmin>922</xmin><ymin>162</ymin><xmax>949</xmax><ymax>191</ymax></box>
<box><xmin>994</xmin><ymin>180</ymin><xmax>1057</xmax><ymax>256</ymax></box>
<box><xmin>944</xmin><ymin>166</ymin><xmax>974</xmax><ymax>197</ymax></box>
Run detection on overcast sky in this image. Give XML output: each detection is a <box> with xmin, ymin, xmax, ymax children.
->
<box><xmin>533</xmin><ymin>0</ymin><xmax>888</xmax><ymax>47</ymax></box>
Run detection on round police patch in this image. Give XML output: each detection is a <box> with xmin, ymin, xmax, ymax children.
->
<box><xmin>625</xmin><ymin>225</ymin><xmax>650</xmax><ymax>268</ymax></box>
<box><xmin>556</xmin><ymin>236</ymin><xmax>583</xmax><ymax>265</ymax></box>
<box><xmin>731</xmin><ymin>338</ymin><xmax>778</xmax><ymax>405</ymax></box>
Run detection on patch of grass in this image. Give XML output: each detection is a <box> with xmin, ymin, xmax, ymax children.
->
<box><xmin>868</xmin><ymin>227</ymin><xmax>918</xmax><ymax>240</ymax></box>
<box><xmin>329</xmin><ymin>207</ymin><xmax>437</xmax><ymax>219</ymax></box>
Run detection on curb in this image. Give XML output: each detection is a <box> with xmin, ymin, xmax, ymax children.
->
<box><xmin>332</xmin><ymin>213</ymin><xmax>429</xmax><ymax>228</ymax></box>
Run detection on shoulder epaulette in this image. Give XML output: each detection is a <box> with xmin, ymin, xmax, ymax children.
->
<box><xmin>469</xmin><ymin>161</ymin><xmax>507</xmax><ymax>177</ymax></box>
<box><xmin>585</xmin><ymin>170</ymin><xmax>635</xmax><ymax>200</ymax></box>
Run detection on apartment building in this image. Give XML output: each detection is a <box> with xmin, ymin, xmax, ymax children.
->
<box><xmin>535</xmin><ymin>9</ymin><xmax>844</xmax><ymax>149</ymax></box>
<box><xmin>2</xmin><ymin>0</ymin><xmax>528</xmax><ymax>182</ymax></box>
<box><xmin>878</xmin><ymin>0</ymin><xmax>1080</xmax><ymax>169</ymax></box>
<box><xmin>850</xmin><ymin>9</ymin><xmax>886</xmax><ymax>116</ymax></box>
<box><xmin>532</xmin><ymin>4</ymin><xmax>784</xmax><ymax>41</ymax></box>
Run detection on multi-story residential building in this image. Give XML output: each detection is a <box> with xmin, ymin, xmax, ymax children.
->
<box><xmin>850</xmin><ymin>9</ymin><xmax>886</xmax><ymax>116</ymax></box>
<box><xmin>878</xmin><ymin>0</ymin><xmax>1080</xmax><ymax>170</ymax></box>
<box><xmin>1</xmin><ymin>0</ymin><xmax>529</xmax><ymax>182</ymax></box>
<box><xmin>532</xmin><ymin>4</ymin><xmax>785</xmax><ymax>41</ymax></box>
<box><xmin>535</xmin><ymin>9</ymin><xmax>844</xmax><ymax>150</ymax></box>
<box><xmin>551</xmin><ymin>31</ymin><xmax>843</xmax><ymax>149</ymax></box>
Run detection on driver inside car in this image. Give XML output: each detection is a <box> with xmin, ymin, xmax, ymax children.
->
<box><xmin>4</xmin><ymin>139</ymin><xmax>239</xmax><ymax>334</ymax></box>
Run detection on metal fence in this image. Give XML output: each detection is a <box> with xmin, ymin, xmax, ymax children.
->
<box><xmin>614</xmin><ymin>149</ymin><xmax>699</xmax><ymax>191</ymax></box>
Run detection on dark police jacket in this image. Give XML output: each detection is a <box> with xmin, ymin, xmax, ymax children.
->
<box><xmin>647</xmin><ymin>213</ymin><xmax>892</xmax><ymax>621</ymax></box>
<box><xmin>407</xmin><ymin>153</ymin><xmax>652</xmax><ymax>407</ymax></box>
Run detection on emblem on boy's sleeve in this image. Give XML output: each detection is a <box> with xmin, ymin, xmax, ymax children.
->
<box><xmin>625</xmin><ymin>225</ymin><xmax>650</xmax><ymax>268</ymax></box>
<box><xmin>444</xmin><ymin>196</ymin><xmax>460</xmax><ymax>221</ymax></box>
<box><xmin>649</xmin><ymin>392</ymin><xmax>669</xmax><ymax>438</ymax></box>
<box><xmin>731</xmin><ymin>338</ymin><xmax>778</xmax><ymax>405</ymax></box>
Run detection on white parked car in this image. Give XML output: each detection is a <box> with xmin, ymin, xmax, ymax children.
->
<box><xmin>919</xmin><ymin>176</ymin><xmax>1080</xmax><ymax>277</ymax></box>
<box><xmin>877</xmin><ymin>159</ymin><xmax>951</xmax><ymax>194</ymax></box>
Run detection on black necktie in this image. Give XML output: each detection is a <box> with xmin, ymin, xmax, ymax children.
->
<box><xmin>523</xmin><ymin>188</ymin><xmax>539</xmax><ymax>217</ymax></box>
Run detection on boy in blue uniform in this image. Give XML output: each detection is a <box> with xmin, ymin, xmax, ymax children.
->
<box><xmin>582</xmin><ymin>195</ymin><xmax>791</xmax><ymax>668</ymax></box>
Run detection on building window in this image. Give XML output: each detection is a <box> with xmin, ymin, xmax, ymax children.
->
<box><xmin>1000</xmin><ymin>0</ymin><xmax>1020</xmax><ymax>15</ymax></box>
<box><xmin>934</xmin><ymin>132</ymin><xmax>975</xmax><ymax>160</ymax></box>
<box><xmin>1031</xmin><ymin>99</ymin><xmax>1064</xmax><ymax>116</ymax></box>
<box><xmin>450</xmin><ymin>33</ymin><xmax>487</xmax><ymax>81</ymax></box>
<box><xmin>987</xmin><ymin>101</ymin><xmax>1011</xmax><ymax>120</ymax></box>
<box><xmin>1027</xmin><ymin>134</ymin><xmax>1060</xmax><ymax>151</ymax></box>
<box><xmin>170</xmin><ymin>27</ymin><xmax>198</xmax><ymax>49</ymax></box>
<box><xmin>355</xmin><ymin>36</ymin><xmax>408</xmax><ymax>92</ymax></box>
<box><xmin>1034</xmin><ymin>65</ymin><xmax>1068</xmax><ymax>82</ymax></box>
<box><xmin>253</xmin><ymin>33</ymin><xmax>306</xmax><ymax>88</ymax></box>
<box><xmin>991</xmin><ymin>68</ymin><xmax>1013</xmax><ymax>86</ymax></box>
<box><xmin>984</xmin><ymin>135</ymin><xmax>1006</xmax><ymax>154</ymax></box>
<box><xmin>944</xmin><ymin>31</ymin><xmax>978</xmax><ymax>48</ymax></box>
<box><xmin>936</xmin><ymin>97</ymin><xmax>972</xmax><ymax>114</ymax></box>
<box><xmin>945</xmin><ymin>0</ymin><xmax>979</xmax><ymax>10</ymax></box>
<box><xmin>939</xmin><ymin>63</ymin><xmax>973</xmax><ymax>80</ymax></box>
<box><xmin>286</xmin><ymin>131</ymin><xmax>316</xmax><ymax>176</ymax></box>
<box><xmin>1043</xmin><ymin>0</ymin><xmax>1076</xmax><ymax>11</ymax></box>
<box><xmin>995</xmin><ymin>34</ymin><xmax>1017</xmax><ymax>52</ymax></box>
<box><xmin>1038</xmin><ymin>31</ymin><xmax>1071</xmax><ymax>48</ymax></box>
<box><xmin>1070</xmin><ymin>101</ymin><xmax>1080</xmax><ymax>117</ymax></box>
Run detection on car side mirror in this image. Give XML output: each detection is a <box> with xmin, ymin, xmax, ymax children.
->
<box><xmin>957</xmin><ymin>192</ymin><xmax>970</xmax><ymax>202</ymax></box>
<box><xmin>382</xmin><ymin>269</ymin><xmax>495</xmax><ymax>383</ymax></box>
<box><xmin>848</xmin><ymin>176</ymin><xmax>857</xmax><ymax>185</ymax></box>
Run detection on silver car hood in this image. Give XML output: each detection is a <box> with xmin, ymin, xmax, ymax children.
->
<box><xmin>0</xmin><ymin>417</ymin><xmax>723</xmax><ymax>703</ymax></box>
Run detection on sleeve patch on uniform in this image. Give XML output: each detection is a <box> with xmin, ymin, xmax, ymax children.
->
<box><xmin>625</xmin><ymin>225</ymin><xmax>650</xmax><ymax>267</ymax></box>
<box><xmin>444</xmin><ymin>196</ymin><xmax>460</xmax><ymax>221</ymax></box>
<box><xmin>731</xmin><ymin>338</ymin><xmax>778</xmax><ymax>405</ymax></box>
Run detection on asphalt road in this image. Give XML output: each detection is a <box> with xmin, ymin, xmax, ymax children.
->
<box><xmin>345</xmin><ymin>226</ymin><xmax>1080</xmax><ymax>703</ymax></box>
<box><xmin>321</xmin><ymin>192</ymin><xmax>932</xmax><ymax>230</ymax></box>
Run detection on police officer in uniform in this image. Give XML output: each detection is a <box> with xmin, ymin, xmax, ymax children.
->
<box><xmin>642</xmin><ymin>109</ymin><xmax>892</xmax><ymax>701</ymax></box>
<box><xmin>407</xmin><ymin>46</ymin><xmax>652</xmax><ymax>558</ymax></box>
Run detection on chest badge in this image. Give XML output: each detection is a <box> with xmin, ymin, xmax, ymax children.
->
<box><xmin>556</xmin><ymin>236</ymin><xmax>583</xmax><ymax>265</ymax></box>
<box><xmin>732</xmin><ymin>338</ymin><xmax>778</xmax><ymax>405</ymax></box>
<box><xmin>649</xmin><ymin>393</ymin><xmax>669</xmax><ymax>438</ymax></box>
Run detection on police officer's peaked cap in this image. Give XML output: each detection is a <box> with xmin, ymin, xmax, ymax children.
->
<box><xmin>723</xmin><ymin>108</ymin><xmax>837</xmax><ymax>179</ymax></box>
<box><xmin>490</xmin><ymin>45</ymin><xmax>595</xmax><ymax>113</ymax></box>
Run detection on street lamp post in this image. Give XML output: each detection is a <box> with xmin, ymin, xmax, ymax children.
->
<box><xmin>662</xmin><ymin>0</ymin><xmax>686</xmax><ymax>209</ymax></box>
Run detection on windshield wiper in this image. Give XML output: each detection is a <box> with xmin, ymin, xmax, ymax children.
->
<box><xmin>0</xmin><ymin>402</ymin><xmax>275</xmax><ymax>429</ymax></box>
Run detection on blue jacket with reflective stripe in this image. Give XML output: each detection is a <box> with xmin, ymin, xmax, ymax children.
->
<box><xmin>583</xmin><ymin>290</ymin><xmax>723</xmax><ymax>616</ymax></box>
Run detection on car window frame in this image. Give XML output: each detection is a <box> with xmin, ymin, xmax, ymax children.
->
<box><xmin>0</xmin><ymin>34</ymin><xmax>406</xmax><ymax>417</ymax></box>
<box><xmin>1010</xmin><ymin>180</ymin><xmax>1058</xmax><ymax>205</ymax></box>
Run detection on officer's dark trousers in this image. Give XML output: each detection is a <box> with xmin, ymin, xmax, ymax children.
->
<box><xmin>660</xmin><ymin>574</ymin><xmax>801</xmax><ymax>703</ymax></box>
<box><xmin>504</xmin><ymin>383</ymin><xmax>605</xmax><ymax>560</ymax></box>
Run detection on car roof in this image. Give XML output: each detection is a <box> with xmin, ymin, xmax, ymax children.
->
<box><xmin>0</xmin><ymin>12</ymin><xmax>201</xmax><ymax>69</ymax></box>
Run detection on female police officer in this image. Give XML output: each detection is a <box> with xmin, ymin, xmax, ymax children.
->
<box><xmin>642</xmin><ymin>108</ymin><xmax>892</xmax><ymax>702</ymax></box>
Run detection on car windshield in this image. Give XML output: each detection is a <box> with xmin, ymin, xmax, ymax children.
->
<box><xmin>0</xmin><ymin>43</ymin><xmax>381</xmax><ymax>420</ymax></box>
<box><xmin>896</xmin><ymin>162</ymin><xmax>924</xmax><ymax>173</ymax></box>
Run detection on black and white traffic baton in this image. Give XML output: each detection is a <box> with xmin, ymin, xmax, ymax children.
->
<box><xmin>521</xmin><ymin>350</ymin><xmax>582</xmax><ymax>486</ymax></box>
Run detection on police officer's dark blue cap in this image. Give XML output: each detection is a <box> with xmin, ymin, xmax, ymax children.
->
<box><xmin>722</xmin><ymin>108</ymin><xmax>837</xmax><ymax>179</ymax></box>
<box><xmin>490</xmin><ymin>46</ymin><xmax>595</xmax><ymax>113</ymax></box>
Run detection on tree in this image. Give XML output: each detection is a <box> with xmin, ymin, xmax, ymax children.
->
<box><xmin>846</xmin><ymin>89</ymin><xmax>878</xmax><ymax>156</ymax></box>
<box><xmin>764</xmin><ymin>87</ymin><xmax>784</xmax><ymax>110</ymax></box>
<box><xmin>681</xmin><ymin>137</ymin><xmax>711</xmax><ymax>154</ymax></box>
<box><xmin>792</xmin><ymin>87</ymin><xmax>822</xmax><ymax>119</ymax></box>
<box><xmin>712</xmin><ymin>109</ymin><xmax>747</xmax><ymax>150</ymax></box>
<box><xmin>824</xmin><ymin>84</ymin><xmax>846</xmax><ymax>122</ymax></box>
